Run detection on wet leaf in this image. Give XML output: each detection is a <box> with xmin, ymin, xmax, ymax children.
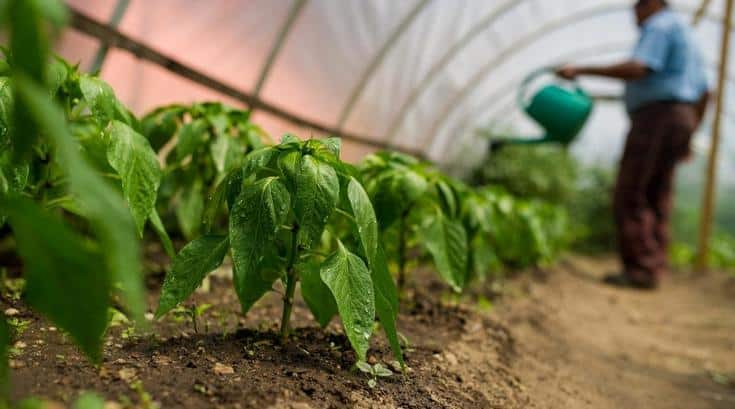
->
<box><xmin>156</xmin><ymin>235</ymin><xmax>229</xmax><ymax>318</ymax></box>
<box><xmin>320</xmin><ymin>242</ymin><xmax>375</xmax><ymax>362</ymax></box>
<box><xmin>230</xmin><ymin>177</ymin><xmax>290</xmax><ymax>314</ymax></box>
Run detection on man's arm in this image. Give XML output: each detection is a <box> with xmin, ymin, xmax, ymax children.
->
<box><xmin>556</xmin><ymin>61</ymin><xmax>651</xmax><ymax>81</ymax></box>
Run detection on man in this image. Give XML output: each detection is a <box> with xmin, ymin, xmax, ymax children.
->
<box><xmin>556</xmin><ymin>0</ymin><xmax>709</xmax><ymax>289</ymax></box>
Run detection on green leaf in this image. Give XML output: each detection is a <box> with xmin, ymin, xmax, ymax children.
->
<box><xmin>280</xmin><ymin>134</ymin><xmax>300</xmax><ymax>145</ymax></box>
<box><xmin>9</xmin><ymin>0</ymin><xmax>47</xmax><ymax>159</ymax></box>
<box><xmin>229</xmin><ymin>177</ymin><xmax>290</xmax><ymax>314</ymax></box>
<box><xmin>320</xmin><ymin>242</ymin><xmax>375</xmax><ymax>361</ymax></box>
<box><xmin>79</xmin><ymin>76</ymin><xmax>117</xmax><ymax>122</ymax></box>
<box><xmin>2</xmin><ymin>197</ymin><xmax>110</xmax><ymax>362</ymax></box>
<box><xmin>277</xmin><ymin>150</ymin><xmax>301</xmax><ymax>192</ymax></box>
<box><xmin>149</xmin><ymin>208</ymin><xmax>175</xmax><ymax>258</ymax></box>
<box><xmin>156</xmin><ymin>235</ymin><xmax>229</xmax><ymax>318</ymax></box>
<box><xmin>106</xmin><ymin>120</ymin><xmax>162</xmax><ymax>236</ymax></box>
<box><xmin>0</xmin><ymin>150</ymin><xmax>29</xmax><ymax>198</ymax></box>
<box><xmin>0</xmin><ymin>77</ymin><xmax>14</xmax><ymax>145</ymax></box>
<box><xmin>46</xmin><ymin>56</ymin><xmax>69</xmax><ymax>96</ymax></box>
<box><xmin>15</xmin><ymin>75</ymin><xmax>145</xmax><ymax>327</ymax></box>
<box><xmin>208</xmin><ymin>112</ymin><xmax>229</xmax><ymax>137</ymax></box>
<box><xmin>294</xmin><ymin>155</ymin><xmax>339</xmax><ymax>249</ymax></box>
<box><xmin>374</xmin><ymin>363</ymin><xmax>393</xmax><ymax>377</ymax></box>
<box><xmin>346</xmin><ymin>178</ymin><xmax>402</xmax><ymax>365</ymax></box>
<box><xmin>141</xmin><ymin>107</ymin><xmax>182</xmax><ymax>151</ymax></box>
<box><xmin>73</xmin><ymin>119</ymin><xmax>111</xmax><ymax>172</ymax></box>
<box><xmin>9</xmin><ymin>0</ymin><xmax>46</xmax><ymax>83</ymax></box>
<box><xmin>370</xmin><ymin>169</ymin><xmax>427</xmax><ymax>228</ymax></box>
<box><xmin>242</xmin><ymin>146</ymin><xmax>276</xmax><ymax>177</ymax></box>
<box><xmin>176</xmin><ymin>118</ymin><xmax>208</xmax><ymax>160</ymax></box>
<box><xmin>436</xmin><ymin>179</ymin><xmax>458</xmax><ymax>218</ymax></box>
<box><xmin>72</xmin><ymin>392</ymin><xmax>105</xmax><ymax>409</ymax></box>
<box><xmin>202</xmin><ymin>167</ymin><xmax>241</xmax><ymax>233</ymax></box>
<box><xmin>211</xmin><ymin>133</ymin><xmax>238</xmax><ymax>173</ymax></box>
<box><xmin>28</xmin><ymin>0</ymin><xmax>68</xmax><ymax>27</ymax></box>
<box><xmin>298</xmin><ymin>261</ymin><xmax>337</xmax><ymax>327</ymax></box>
<box><xmin>419</xmin><ymin>212</ymin><xmax>468</xmax><ymax>291</ymax></box>
<box><xmin>321</xmin><ymin>137</ymin><xmax>341</xmax><ymax>157</ymax></box>
<box><xmin>176</xmin><ymin>178</ymin><xmax>204</xmax><ymax>240</ymax></box>
<box><xmin>355</xmin><ymin>361</ymin><xmax>373</xmax><ymax>374</ymax></box>
<box><xmin>347</xmin><ymin>178</ymin><xmax>379</xmax><ymax>262</ymax></box>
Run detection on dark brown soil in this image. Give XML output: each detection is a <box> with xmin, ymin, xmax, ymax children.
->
<box><xmin>5</xmin><ymin>256</ymin><xmax>735</xmax><ymax>408</ymax></box>
<box><xmin>5</xmin><ymin>265</ymin><xmax>524</xmax><ymax>408</ymax></box>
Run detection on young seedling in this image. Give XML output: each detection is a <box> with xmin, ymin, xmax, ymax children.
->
<box><xmin>156</xmin><ymin>136</ymin><xmax>404</xmax><ymax>365</ymax></box>
<box><xmin>356</xmin><ymin>361</ymin><xmax>394</xmax><ymax>388</ymax></box>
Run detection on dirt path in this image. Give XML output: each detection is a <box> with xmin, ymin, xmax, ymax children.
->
<box><xmin>503</xmin><ymin>256</ymin><xmax>735</xmax><ymax>409</ymax></box>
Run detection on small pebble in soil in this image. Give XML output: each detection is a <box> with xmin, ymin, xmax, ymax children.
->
<box><xmin>445</xmin><ymin>352</ymin><xmax>459</xmax><ymax>365</ymax></box>
<box><xmin>117</xmin><ymin>368</ymin><xmax>137</xmax><ymax>382</ymax></box>
<box><xmin>4</xmin><ymin>308</ymin><xmax>19</xmax><ymax>316</ymax></box>
<box><xmin>9</xmin><ymin>360</ymin><xmax>25</xmax><ymax>369</ymax></box>
<box><xmin>213</xmin><ymin>362</ymin><xmax>235</xmax><ymax>375</ymax></box>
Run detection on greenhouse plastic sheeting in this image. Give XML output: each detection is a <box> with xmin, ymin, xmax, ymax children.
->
<box><xmin>58</xmin><ymin>0</ymin><xmax>734</xmax><ymax>169</ymax></box>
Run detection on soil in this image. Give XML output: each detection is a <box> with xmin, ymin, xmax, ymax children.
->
<box><xmin>5</xmin><ymin>255</ymin><xmax>735</xmax><ymax>408</ymax></box>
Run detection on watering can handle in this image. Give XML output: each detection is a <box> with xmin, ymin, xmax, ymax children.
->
<box><xmin>517</xmin><ymin>66</ymin><xmax>584</xmax><ymax>109</ymax></box>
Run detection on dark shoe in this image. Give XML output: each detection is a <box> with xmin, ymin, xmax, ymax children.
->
<box><xmin>602</xmin><ymin>273</ymin><xmax>658</xmax><ymax>290</ymax></box>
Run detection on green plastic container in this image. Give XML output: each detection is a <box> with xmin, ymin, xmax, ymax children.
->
<box><xmin>492</xmin><ymin>68</ymin><xmax>594</xmax><ymax>150</ymax></box>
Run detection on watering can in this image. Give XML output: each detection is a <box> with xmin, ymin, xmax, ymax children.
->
<box><xmin>490</xmin><ymin>67</ymin><xmax>593</xmax><ymax>150</ymax></box>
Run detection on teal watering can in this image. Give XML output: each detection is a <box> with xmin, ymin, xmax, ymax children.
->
<box><xmin>490</xmin><ymin>68</ymin><xmax>594</xmax><ymax>150</ymax></box>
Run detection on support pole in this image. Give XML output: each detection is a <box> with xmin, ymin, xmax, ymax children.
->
<box><xmin>88</xmin><ymin>0</ymin><xmax>130</xmax><ymax>73</ymax></box>
<box><xmin>696</xmin><ymin>0</ymin><xmax>733</xmax><ymax>271</ymax></box>
<box><xmin>252</xmin><ymin>0</ymin><xmax>308</xmax><ymax>100</ymax></box>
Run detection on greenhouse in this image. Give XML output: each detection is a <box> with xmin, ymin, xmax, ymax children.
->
<box><xmin>0</xmin><ymin>0</ymin><xmax>734</xmax><ymax>407</ymax></box>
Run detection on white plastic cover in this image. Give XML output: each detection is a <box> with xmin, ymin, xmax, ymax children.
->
<box><xmin>57</xmin><ymin>0</ymin><xmax>733</xmax><ymax>170</ymax></box>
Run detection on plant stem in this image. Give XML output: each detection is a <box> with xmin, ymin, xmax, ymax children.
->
<box><xmin>335</xmin><ymin>207</ymin><xmax>356</xmax><ymax>222</ymax></box>
<box><xmin>280</xmin><ymin>224</ymin><xmax>299</xmax><ymax>343</ymax></box>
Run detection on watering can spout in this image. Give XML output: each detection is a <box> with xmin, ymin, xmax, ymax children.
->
<box><xmin>503</xmin><ymin>67</ymin><xmax>594</xmax><ymax>148</ymax></box>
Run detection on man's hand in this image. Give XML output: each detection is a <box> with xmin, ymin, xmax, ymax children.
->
<box><xmin>555</xmin><ymin>65</ymin><xmax>579</xmax><ymax>80</ymax></box>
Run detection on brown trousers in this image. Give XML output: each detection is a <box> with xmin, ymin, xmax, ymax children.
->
<box><xmin>614</xmin><ymin>102</ymin><xmax>697</xmax><ymax>283</ymax></box>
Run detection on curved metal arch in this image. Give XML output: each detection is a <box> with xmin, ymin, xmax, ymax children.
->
<box><xmin>382</xmin><ymin>0</ymin><xmax>723</xmax><ymax>147</ymax></box>
<box><xmin>381</xmin><ymin>0</ymin><xmax>522</xmax><ymax>146</ymax></box>
<box><xmin>252</xmin><ymin>0</ymin><xmax>309</xmax><ymax>100</ymax></box>
<box><xmin>424</xmin><ymin>1</ymin><xmax>730</xmax><ymax>155</ymax></box>
<box><xmin>336</xmin><ymin>0</ymin><xmax>433</xmax><ymax>130</ymax></box>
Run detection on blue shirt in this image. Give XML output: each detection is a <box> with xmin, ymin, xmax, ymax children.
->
<box><xmin>624</xmin><ymin>8</ymin><xmax>708</xmax><ymax>113</ymax></box>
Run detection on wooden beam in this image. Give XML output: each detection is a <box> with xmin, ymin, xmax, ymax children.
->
<box><xmin>696</xmin><ymin>0</ymin><xmax>733</xmax><ymax>271</ymax></box>
<box><xmin>67</xmin><ymin>7</ymin><xmax>424</xmax><ymax>157</ymax></box>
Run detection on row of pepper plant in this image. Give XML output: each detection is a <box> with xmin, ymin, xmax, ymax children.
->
<box><xmin>0</xmin><ymin>0</ymin><xmax>569</xmax><ymax>399</ymax></box>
